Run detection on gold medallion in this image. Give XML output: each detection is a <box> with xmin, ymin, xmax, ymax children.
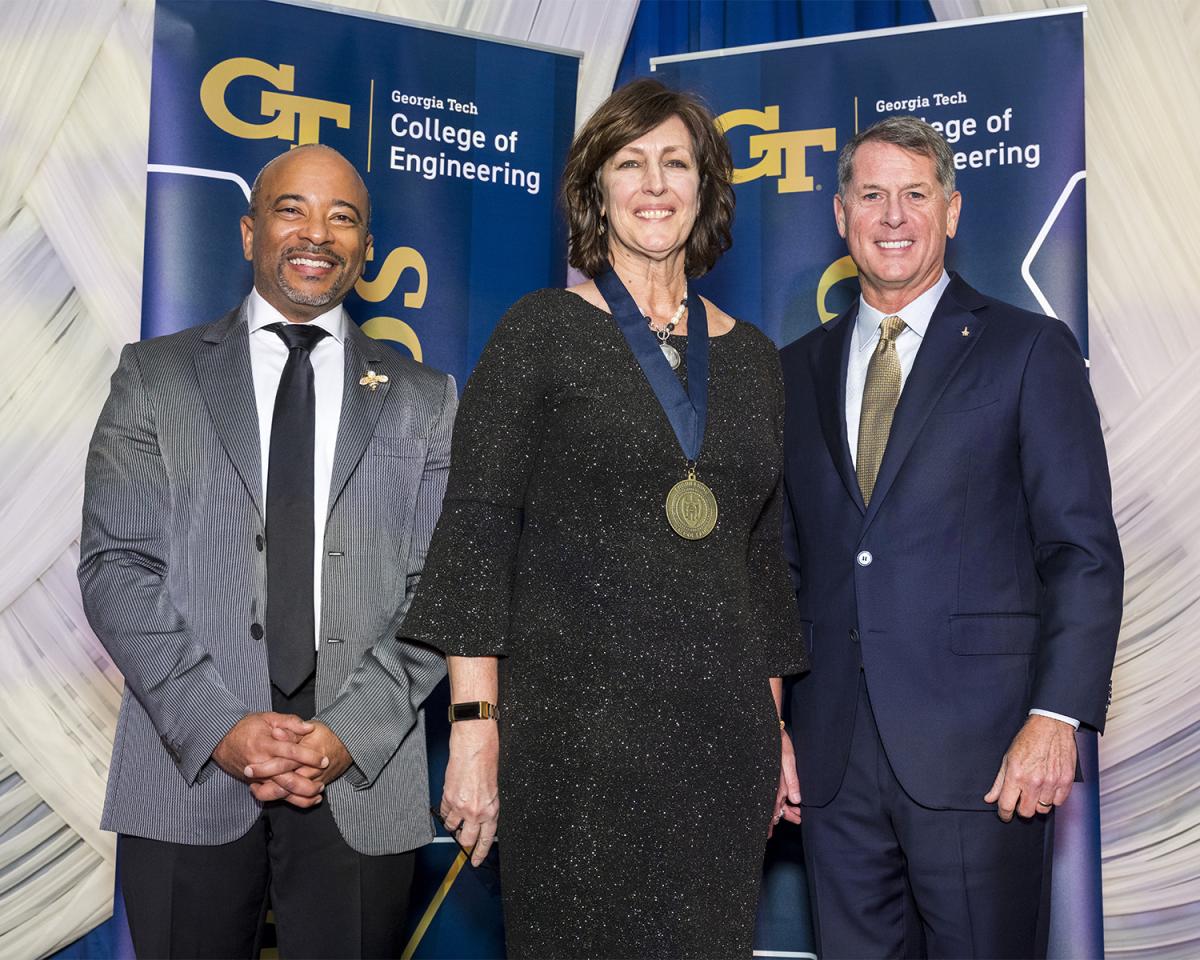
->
<box><xmin>665</xmin><ymin>468</ymin><xmax>718</xmax><ymax>540</ymax></box>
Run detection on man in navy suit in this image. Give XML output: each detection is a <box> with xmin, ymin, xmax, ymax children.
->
<box><xmin>778</xmin><ymin>116</ymin><xmax>1123</xmax><ymax>958</ymax></box>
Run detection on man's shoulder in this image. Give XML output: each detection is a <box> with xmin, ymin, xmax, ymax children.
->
<box><xmin>344</xmin><ymin>323</ymin><xmax>454</xmax><ymax>401</ymax></box>
<box><xmin>126</xmin><ymin>305</ymin><xmax>244</xmax><ymax>362</ymax></box>
<box><xmin>387</xmin><ymin>350</ymin><xmax>455</xmax><ymax>401</ymax></box>
<box><xmin>779</xmin><ymin>312</ymin><xmax>846</xmax><ymax>371</ymax></box>
<box><xmin>946</xmin><ymin>275</ymin><xmax>1063</xmax><ymax>340</ymax></box>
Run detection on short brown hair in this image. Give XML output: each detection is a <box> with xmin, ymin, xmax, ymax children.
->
<box><xmin>837</xmin><ymin>115</ymin><xmax>956</xmax><ymax>200</ymax></box>
<box><xmin>562</xmin><ymin>78</ymin><xmax>734</xmax><ymax>279</ymax></box>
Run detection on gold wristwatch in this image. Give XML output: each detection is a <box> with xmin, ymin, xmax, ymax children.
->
<box><xmin>448</xmin><ymin>701</ymin><xmax>500</xmax><ymax>723</ymax></box>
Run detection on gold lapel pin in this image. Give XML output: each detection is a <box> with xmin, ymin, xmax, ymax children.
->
<box><xmin>961</xmin><ymin>325</ymin><xmax>970</xmax><ymax>337</ymax></box>
<box><xmin>359</xmin><ymin>370</ymin><xmax>389</xmax><ymax>391</ymax></box>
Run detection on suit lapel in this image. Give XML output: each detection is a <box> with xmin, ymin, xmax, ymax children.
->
<box><xmin>861</xmin><ymin>275</ymin><xmax>988</xmax><ymax>532</ymax></box>
<box><xmin>327</xmin><ymin>321</ymin><xmax>391</xmax><ymax>519</ymax></box>
<box><xmin>195</xmin><ymin>304</ymin><xmax>263</xmax><ymax>517</ymax></box>
<box><xmin>815</xmin><ymin>308</ymin><xmax>866</xmax><ymax>515</ymax></box>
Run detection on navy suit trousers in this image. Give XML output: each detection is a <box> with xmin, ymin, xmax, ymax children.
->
<box><xmin>801</xmin><ymin>675</ymin><xmax>1052</xmax><ymax>959</ymax></box>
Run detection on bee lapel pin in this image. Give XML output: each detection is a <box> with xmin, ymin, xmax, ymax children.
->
<box><xmin>359</xmin><ymin>370</ymin><xmax>389</xmax><ymax>391</ymax></box>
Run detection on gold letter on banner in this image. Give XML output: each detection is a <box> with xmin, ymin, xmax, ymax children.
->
<box><xmin>817</xmin><ymin>256</ymin><xmax>859</xmax><ymax>323</ymax></box>
<box><xmin>201</xmin><ymin>57</ymin><xmax>349</xmax><ymax>145</ymax></box>
<box><xmin>717</xmin><ymin>106</ymin><xmax>836</xmax><ymax>193</ymax></box>
<box><xmin>356</xmin><ymin>246</ymin><xmax>429</xmax><ymax>361</ymax></box>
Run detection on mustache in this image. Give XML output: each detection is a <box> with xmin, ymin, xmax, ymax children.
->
<box><xmin>282</xmin><ymin>245</ymin><xmax>347</xmax><ymax>267</ymax></box>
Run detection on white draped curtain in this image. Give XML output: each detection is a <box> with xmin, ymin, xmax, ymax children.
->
<box><xmin>0</xmin><ymin>1</ymin><xmax>636</xmax><ymax>955</ymax></box>
<box><xmin>933</xmin><ymin>2</ymin><xmax>1200</xmax><ymax>957</ymax></box>
<box><xmin>2</xmin><ymin>0</ymin><xmax>1194</xmax><ymax>956</ymax></box>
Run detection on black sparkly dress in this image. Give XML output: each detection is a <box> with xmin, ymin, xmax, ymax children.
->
<box><xmin>402</xmin><ymin>289</ymin><xmax>808</xmax><ymax>959</ymax></box>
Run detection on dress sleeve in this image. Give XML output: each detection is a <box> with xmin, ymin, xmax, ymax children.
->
<box><xmin>398</xmin><ymin>292</ymin><xmax>550</xmax><ymax>657</ymax></box>
<box><xmin>746</xmin><ymin>348</ymin><xmax>810</xmax><ymax>678</ymax></box>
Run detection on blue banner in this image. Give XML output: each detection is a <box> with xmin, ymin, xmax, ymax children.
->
<box><xmin>146</xmin><ymin>2</ymin><xmax>578</xmax><ymax>955</ymax></box>
<box><xmin>146</xmin><ymin>0</ymin><xmax>577</xmax><ymax>377</ymax></box>
<box><xmin>653</xmin><ymin>11</ymin><xmax>1086</xmax><ymax>351</ymax></box>
<box><xmin>655</xmin><ymin>10</ymin><xmax>1095</xmax><ymax>959</ymax></box>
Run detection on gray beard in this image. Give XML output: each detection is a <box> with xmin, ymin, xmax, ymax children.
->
<box><xmin>275</xmin><ymin>260</ymin><xmax>348</xmax><ymax>308</ymax></box>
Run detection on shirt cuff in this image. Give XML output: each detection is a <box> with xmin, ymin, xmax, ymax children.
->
<box><xmin>1029</xmin><ymin>708</ymin><xmax>1080</xmax><ymax>729</ymax></box>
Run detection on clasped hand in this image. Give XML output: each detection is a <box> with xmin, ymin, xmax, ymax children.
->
<box><xmin>212</xmin><ymin>712</ymin><xmax>352</xmax><ymax>808</ymax></box>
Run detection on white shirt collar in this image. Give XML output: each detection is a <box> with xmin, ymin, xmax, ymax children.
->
<box><xmin>854</xmin><ymin>270</ymin><xmax>951</xmax><ymax>352</ymax></box>
<box><xmin>247</xmin><ymin>287</ymin><xmax>347</xmax><ymax>343</ymax></box>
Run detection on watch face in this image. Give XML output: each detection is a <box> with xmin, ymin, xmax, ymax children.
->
<box><xmin>450</xmin><ymin>701</ymin><xmax>498</xmax><ymax>722</ymax></box>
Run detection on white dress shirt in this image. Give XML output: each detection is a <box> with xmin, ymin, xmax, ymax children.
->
<box><xmin>845</xmin><ymin>271</ymin><xmax>949</xmax><ymax>469</ymax></box>
<box><xmin>247</xmin><ymin>289</ymin><xmax>346</xmax><ymax>650</ymax></box>
<box><xmin>843</xmin><ymin>271</ymin><xmax>1077</xmax><ymax>729</ymax></box>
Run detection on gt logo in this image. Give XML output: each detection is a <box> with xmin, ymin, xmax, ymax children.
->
<box><xmin>716</xmin><ymin>106</ymin><xmax>836</xmax><ymax>193</ymax></box>
<box><xmin>200</xmin><ymin>57</ymin><xmax>350</xmax><ymax>145</ymax></box>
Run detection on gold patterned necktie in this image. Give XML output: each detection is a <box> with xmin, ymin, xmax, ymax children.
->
<box><xmin>856</xmin><ymin>314</ymin><xmax>907</xmax><ymax>505</ymax></box>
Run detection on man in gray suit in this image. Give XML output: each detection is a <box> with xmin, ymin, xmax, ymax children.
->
<box><xmin>79</xmin><ymin>144</ymin><xmax>455</xmax><ymax>957</ymax></box>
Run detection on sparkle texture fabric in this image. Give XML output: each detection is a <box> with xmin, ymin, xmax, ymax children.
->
<box><xmin>403</xmin><ymin>289</ymin><xmax>808</xmax><ymax>958</ymax></box>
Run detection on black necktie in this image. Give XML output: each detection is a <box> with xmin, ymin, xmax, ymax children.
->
<box><xmin>265</xmin><ymin>321</ymin><xmax>329</xmax><ymax>696</ymax></box>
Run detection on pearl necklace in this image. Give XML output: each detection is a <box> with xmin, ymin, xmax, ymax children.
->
<box><xmin>644</xmin><ymin>288</ymin><xmax>688</xmax><ymax>370</ymax></box>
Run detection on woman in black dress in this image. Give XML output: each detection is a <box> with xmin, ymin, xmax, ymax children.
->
<box><xmin>402</xmin><ymin>78</ymin><xmax>809</xmax><ymax>958</ymax></box>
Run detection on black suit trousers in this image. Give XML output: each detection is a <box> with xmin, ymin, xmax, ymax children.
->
<box><xmin>119</xmin><ymin>678</ymin><xmax>415</xmax><ymax>959</ymax></box>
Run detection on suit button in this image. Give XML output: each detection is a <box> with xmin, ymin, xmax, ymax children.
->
<box><xmin>255</xmin><ymin>534</ymin><xmax>264</xmax><ymax>551</ymax></box>
<box><xmin>856</xmin><ymin>550</ymin><xmax>873</xmax><ymax>567</ymax></box>
<box><xmin>250</xmin><ymin>622</ymin><xmax>264</xmax><ymax>640</ymax></box>
<box><xmin>849</xmin><ymin>628</ymin><xmax>860</xmax><ymax>643</ymax></box>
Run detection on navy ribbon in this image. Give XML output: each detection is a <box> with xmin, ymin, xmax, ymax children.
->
<box><xmin>595</xmin><ymin>266</ymin><xmax>708</xmax><ymax>463</ymax></box>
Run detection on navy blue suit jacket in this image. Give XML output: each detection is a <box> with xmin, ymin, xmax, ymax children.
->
<box><xmin>780</xmin><ymin>274</ymin><xmax>1123</xmax><ymax>810</ymax></box>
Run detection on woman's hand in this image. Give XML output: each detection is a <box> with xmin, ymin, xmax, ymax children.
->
<box><xmin>769</xmin><ymin>727</ymin><xmax>802</xmax><ymax>838</ymax></box>
<box><xmin>441</xmin><ymin>720</ymin><xmax>500</xmax><ymax>866</ymax></box>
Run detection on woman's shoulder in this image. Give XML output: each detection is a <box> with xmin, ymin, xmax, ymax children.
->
<box><xmin>707</xmin><ymin>310</ymin><xmax>784</xmax><ymax>392</ymax></box>
<box><xmin>731</xmin><ymin>318</ymin><xmax>778</xmax><ymax>355</ymax></box>
<box><xmin>696</xmin><ymin>295</ymin><xmax>736</xmax><ymax>337</ymax></box>
<box><xmin>506</xmin><ymin>286</ymin><xmax>585</xmax><ymax>313</ymax></box>
<box><xmin>492</xmin><ymin>287</ymin><xmax>596</xmax><ymax>339</ymax></box>
<box><xmin>701</xmin><ymin>299</ymin><xmax>775</xmax><ymax>351</ymax></box>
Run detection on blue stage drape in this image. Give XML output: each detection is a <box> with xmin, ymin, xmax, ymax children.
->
<box><xmin>616</xmin><ymin>0</ymin><xmax>933</xmax><ymax>89</ymax></box>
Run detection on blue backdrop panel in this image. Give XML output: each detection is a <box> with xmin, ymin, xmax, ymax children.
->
<box><xmin>133</xmin><ymin>2</ymin><xmax>578</xmax><ymax>957</ymax></box>
<box><xmin>655</xmin><ymin>11</ymin><xmax>1098</xmax><ymax>960</ymax></box>
<box><xmin>145</xmin><ymin>0</ymin><xmax>577</xmax><ymax>386</ymax></box>
<box><xmin>653</xmin><ymin>11</ymin><xmax>1086</xmax><ymax>350</ymax></box>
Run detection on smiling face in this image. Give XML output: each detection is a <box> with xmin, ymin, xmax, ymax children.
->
<box><xmin>240</xmin><ymin>146</ymin><xmax>372</xmax><ymax>323</ymax></box>
<box><xmin>834</xmin><ymin>140</ymin><xmax>961</xmax><ymax>314</ymax></box>
<box><xmin>598</xmin><ymin>115</ymin><xmax>700</xmax><ymax>270</ymax></box>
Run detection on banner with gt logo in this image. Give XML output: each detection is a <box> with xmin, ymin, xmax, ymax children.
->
<box><xmin>146</xmin><ymin>0</ymin><xmax>577</xmax><ymax>380</ymax></box>
<box><xmin>653</xmin><ymin>10</ymin><xmax>1087</xmax><ymax>355</ymax></box>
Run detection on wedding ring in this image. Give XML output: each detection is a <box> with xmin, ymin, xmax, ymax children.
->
<box><xmin>1036</xmin><ymin>800</ymin><xmax>1053</xmax><ymax>808</ymax></box>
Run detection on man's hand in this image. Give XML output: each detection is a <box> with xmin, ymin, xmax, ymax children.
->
<box><xmin>211</xmin><ymin>712</ymin><xmax>324</xmax><ymax>784</ymax></box>
<box><xmin>984</xmin><ymin>714</ymin><xmax>1077</xmax><ymax>821</ymax></box>
<box><xmin>770</xmin><ymin>729</ymin><xmax>802</xmax><ymax>838</ymax></box>
<box><xmin>246</xmin><ymin>720</ymin><xmax>353</xmax><ymax>808</ymax></box>
<box><xmin>440</xmin><ymin>721</ymin><xmax>499</xmax><ymax>867</ymax></box>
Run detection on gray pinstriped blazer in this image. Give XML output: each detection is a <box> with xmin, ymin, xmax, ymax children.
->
<box><xmin>79</xmin><ymin>301</ymin><xmax>454</xmax><ymax>855</ymax></box>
